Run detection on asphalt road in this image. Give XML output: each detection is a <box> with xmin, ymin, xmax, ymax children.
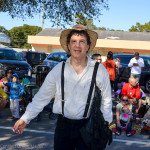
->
<box><xmin>0</xmin><ymin>106</ymin><xmax>150</xmax><ymax>150</ymax></box>
<box><xmin>0</xmin><ymin>75</ymin><xmax>150</xmax><ymax>150</ymax></box>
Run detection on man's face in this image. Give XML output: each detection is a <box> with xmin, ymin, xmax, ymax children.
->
<box><xmin>135</xmin><ymin>55</ymin><xmax>139</xmax><ymax>60</ymax></box>
<box><xmin>68</xmin><ymin>34</ymin><xmax>89</xmax><ymax>59</ymax></box>
<box><xmin>130</xmin><ymin>80</ymin><xmax>137</xmax><ymax>87</ymax></box>
<box><xmin>95</xmin><ymin>56</ymin><xmax>102</xmax><ymax>63</ymax></box>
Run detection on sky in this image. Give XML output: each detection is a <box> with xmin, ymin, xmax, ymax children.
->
<box><xmin>0</xmin><ymin>0</ymin><xmax>150</xmax><ymax>31</ymax></box>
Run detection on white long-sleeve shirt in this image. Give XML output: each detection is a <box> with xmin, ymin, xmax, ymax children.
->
<box><xmin>128</xmin><ymin>57</ymin><xmax>144</xmax><ymax>74</ymax></box>
<box><xmin>21</xmin><ymin>56</ymin><xmax>113</xmax><ymax>124</ymax></box>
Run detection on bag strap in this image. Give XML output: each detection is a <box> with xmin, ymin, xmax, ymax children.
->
<box><xmin>61</xmin><ymin>62</ymin><xmax>65</xmax><ymax>116</ymax></box>
<box><xmin>83</xmin><ymin>62</ymin><xmax>99</xmax><ymax>118</ymax></box>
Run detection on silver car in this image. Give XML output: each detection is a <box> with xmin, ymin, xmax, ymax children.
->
<box><xmin>43</xmin><ymin>52</ymin><xmax>69</xmax><ymax>70</ymax></box>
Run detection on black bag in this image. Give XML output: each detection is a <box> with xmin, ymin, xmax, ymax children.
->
<box><xmin>80</xmin><ymin>62</ymin><xmax>112</xmax><ymax>150</ymax></box>
<box><xmin>138</xmin><ymin>103</ymin><xmax>149</xmax><ymax>118</ymax></box>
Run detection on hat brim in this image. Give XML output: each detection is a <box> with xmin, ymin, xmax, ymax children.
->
<box><xmin>60</xmin><ymin>28</ymin><xmax>98</xmax><ymax>54</ymax></box>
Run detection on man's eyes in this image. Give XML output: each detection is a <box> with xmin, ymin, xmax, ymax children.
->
<box><xmin>71</xmin><ymin>40</ymin><xmax>86</xmax><ymax>43</ymax></box>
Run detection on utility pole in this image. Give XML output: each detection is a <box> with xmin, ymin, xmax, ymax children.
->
<box><xmin>42</xmin><ymin>3</ymin><xmax>45</xmax><ymax>30</ymax></box>
<box><xmin>72</xmin><ymin>14</ymin><xmax>74</xmax><ymax>27</ymax></box>
<box><xmin>57</xmin><ymin>12</ymin><xmax>59</xmax><ymax>29</ymax></box>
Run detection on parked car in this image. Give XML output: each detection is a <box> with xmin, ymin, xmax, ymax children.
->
<box><xmin>43</xmin><ymin>52</ymin><xmax>69</xmax><ymax>70</ymax></box>
<box><xmin>0</xmin><ymin>48</ymin><xmax>32</xmax><ymax>79</ymax></box>
<box><xmin>113</xmin><ymin>54</ymin><xmax>150</xmax><ymax>93</ymax></box>
<box><xmin>20</xmin><ymin>51</ymin><xmax>47</xmax><ymax>71</ymax></box>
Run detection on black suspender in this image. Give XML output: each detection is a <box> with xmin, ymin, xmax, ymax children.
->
<box><xmin>83</xmin><ymin>62</ymin><xmax>99</xmax><ymax>118</ymax></box>
<box><xmin>61</xmin><ymin>62</ymin><xmax>65</xmax><ymax>116</ymax></box>
<box><xmin>61</xmin><ymin>62</ymin><xmax>99</xmax><ymax>117</ymax></box>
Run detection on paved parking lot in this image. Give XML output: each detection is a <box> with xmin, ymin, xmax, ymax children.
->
<box><xmin>0</xmin><ymin>75</ymin><xmax>150</xmax><ymax>150</ymax></box>
<box><xmin>0</xmin><ymin>98</ymin><xmax>150</xmax><ymax>150</ymax></box>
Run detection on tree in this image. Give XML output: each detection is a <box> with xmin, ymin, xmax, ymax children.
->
<box><xmin>129</xmin><ymin>22</ymin><xmax>150</xmax><ymax>32</ymax></box>
<box><xmin>75</xmin><ymin>13</ymin><xmax>97</xmax><ymax>30</ymax></box>
<box><xmin>0</xmin><ymin>0</ymin><xmax>109</xmax><ymax>27</ymax></box>
<box><xmin>9</xmin><ymin>24</ymin><xmax>42</xmax><ymax>48</ymax></box>
<box><xmin>96</xmin><ymin>27</ymin><xmax>106</xmax><ymax>30</ymax></box>
<box><xmin>0</xmin><ymin>26</ymin><xmax>10</xmax><ymax>36</ymax></box>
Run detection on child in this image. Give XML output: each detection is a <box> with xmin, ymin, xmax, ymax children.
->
<box><xmin>113</xmin><ymin>95</ymin><xmax>136</xmax><ymax>137</ymax></box>
<box><xmin>3</xmin><ymin>73</ymin><xmax>24</xmax><ymax>121</ymax></box>
<box><xmin>119</xmin><ymin>106</ymin><xmax>131</xmax><ymax>131</ymax></box>
<box><xmin>1</xmin><ymin>77</ymin><xmax>9</xmax><ymax>94</ymax></box>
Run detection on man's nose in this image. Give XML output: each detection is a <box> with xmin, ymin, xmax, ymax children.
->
<box><xmin>75</xmin><ymin>41</ymin><xmax>80</xmax><ymax>47</ymax></box>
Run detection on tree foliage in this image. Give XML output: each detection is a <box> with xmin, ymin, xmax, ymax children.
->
<box><xmin>0</xmin><ymin>0</ymin><xmax>109</xmax><ymax>27</ymax></box>
<box><xmin>129</xmin><ymin>22</ymin><xmax>150</xmax><ymax>32</ymax></box>
<box><xmin>97</xmin><ymin>27</ymin><xmax>106</xmax><ymax>30</ymax></box>
<box><xmin>75</xmin><ymin>13</ymin><xmax>97</xmax><ymax>30</ymax></box>
<box><xmin>9</xmin><ymin>24</ymin><xmax>42</xmax><ymax>48</ymax></box>
<box><xmin>0</xmin><ymin>26</ymin><xmax>10</xmax><ymax>36</ymax></box>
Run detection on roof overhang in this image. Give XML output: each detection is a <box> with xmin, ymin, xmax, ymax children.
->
<box><xmin>28</xmin><ymin>35</ymin><xmax>150</xmax><ymax>52</ymax></box>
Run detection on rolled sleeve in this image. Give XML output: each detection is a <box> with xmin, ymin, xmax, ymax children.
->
<box><xmin>21</xmin><ymin>71</ymin><xmax>56</xmax><ymax>124</ymax></box>
<box><xmin>139</xmin><ymin>58</ymin><xmax>144</xmax><ymax>67</ymax></box>
<box><xmin>128</xmin><ymin>59</ymin><xmax>133</xmax><ymax>67</ymax></box>
<box><xmin>97</xmin><ymin>65</ymin><xmax>113</xmax><ymax>124</ymax></box>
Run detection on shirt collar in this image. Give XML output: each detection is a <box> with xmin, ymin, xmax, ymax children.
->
<box><xmin>66</xmin><ymin>55</ymin><xmax>95</xmax><ymax>67</ymax></box>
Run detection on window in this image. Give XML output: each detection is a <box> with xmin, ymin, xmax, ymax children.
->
<box><xmin>0</xmin><ymin>50</ymin><xmax>23</xmax><ymax>61</ymax></box>
<box><xmin>120</xmin><ymin>56</ymin><xmax>132</xmax><ymax>65</ymax></box>
<box><xmin>47</xmin><ymin>53</ymin><xmax>54</xmax><ymax>60</ymax></box>
<box><xmin>59</xmin><ymin>53</ymin><xmax>67</xmax><ymax>61</ymax></box>
<box><xmin>143</xmin><ymin>58</ymin><xmax>150</xmax><ymax>67</ymax></box>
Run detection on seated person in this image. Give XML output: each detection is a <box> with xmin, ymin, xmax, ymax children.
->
<box><xmin>121</xmin><ymin>77</ymin><xmax>142</xmax><ymax>114</ymax></box>
<box><xmin>0</xmin><ymin>69</ymin><xmax>13</xmax><ymax>96</ymax></box>
<box><xmin>0</xmin><ymin>69</ymin><xmax>13</xmax><ymax>83</ymax></box>
<box><xmin>0</xmin><ymin>88</ymin><xmax>8</xmax><ymax>117</ymax></box>
<box><xmin>0</xmin><ymin>77</ymin><xmax>9</xmax><ymax>95</ymax></box>
<box><xmin>113</xmin><ymin>95</ymin><xmax>136</xmax><ymax>137</ymax></box>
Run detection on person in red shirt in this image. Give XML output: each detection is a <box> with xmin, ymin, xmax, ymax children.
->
<box><xmin>103</xmin><ymin>51</ymin><xmax>116</xmax><ymax>89</ymax></box>
<box><xmin>121</xmin><ymin>77</ymin><xmax>142</xmax><ymax>114</ymax></box>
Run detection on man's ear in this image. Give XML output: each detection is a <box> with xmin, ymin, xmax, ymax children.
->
<box><xmin>87</xmin><ymin>45</ymin><xmax>90</xmax><ymax>53</ymax></box>
<box><xmin>68</xmin><ymin>44</ymin><xmax>70</xmax><ymax>51</ymax></box>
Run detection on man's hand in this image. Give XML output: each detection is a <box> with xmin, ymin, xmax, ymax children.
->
<box><xmin>3</xmin><ymin>81</ymin><xmax>8</xmax><ymax>84</ymax></box>
<box><xmin>129</xmin><ymin>98</ymin><xmax>137</xmax><ymax>104</ymax></box>
<box><xmin>13</xmin><ymin>119</ymin><xmax>27</xmax><ymax>134</ymax></box>
<box><xmin>133</xmin><ymin>63</ymin><xmax>139</xmax><ymax>66</ymax></box>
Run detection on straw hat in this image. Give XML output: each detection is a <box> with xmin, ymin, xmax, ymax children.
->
<box><xmin>60</xmin><ymin>24</ymin><xmax>98</xmax><ymax>54</ymax></box>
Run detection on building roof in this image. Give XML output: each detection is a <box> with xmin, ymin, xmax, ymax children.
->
<box><xmin>37</xmin><ymin>28</ymin><xmax>150</xmax><ymax>42</ymax></box>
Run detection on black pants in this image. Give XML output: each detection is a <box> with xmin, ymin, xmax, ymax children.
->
<box><xmin>54</xmin><ymin>115</ymin><xmax>89</xmax><ymax>150</ymax></box>
<box><xmin>110</xmin><ymin>80</ymin><xmax>114</xmax><ymax>90</ymax></box>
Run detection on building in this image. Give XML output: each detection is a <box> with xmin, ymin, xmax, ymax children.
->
<box><xmin>28</xmin><ymin>29</ymin><xmax>150</xmax><ymax>55</ymax></box>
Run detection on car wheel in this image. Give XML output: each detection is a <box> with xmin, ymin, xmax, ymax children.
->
<box><xmin>145</xmin><ymin>78</ymin><xmax>150</xmax><ymax>93</ymax></box>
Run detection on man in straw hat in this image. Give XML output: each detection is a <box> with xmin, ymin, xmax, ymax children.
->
<box><xmin>13</xmin><ymin>24</ymin><xmax>112</xmax><ymax>150</ymax></box>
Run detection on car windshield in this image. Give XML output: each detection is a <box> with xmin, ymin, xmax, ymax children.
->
<box><xmin>143</xmin><ymin>57</ymin><xmax>150</xmax><ymax>67</ymax></box>
<box><xmin>48</xmin><ymin>53</ymin><xmax>67</xmax><ymax>62</ymax></box>
<box><xmin>26</xmin><ymin>53</ymin><xmax>46</xmax><ymax>61</ymax></box>
<box><xmin>0</xmin><ymin>49</ymin><xmax>24</xmax><ymax>61</ymax></box>
<box><xmin>114</xmin><ymin>56</ymin><xmax>132</xmax><ymax>65</ymax></box>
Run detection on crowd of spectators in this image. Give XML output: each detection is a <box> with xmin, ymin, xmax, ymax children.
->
<box><xmin>91</xmin><ymin>52</ymin><xmax>150</xmax><ymax>135</ymax></box>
